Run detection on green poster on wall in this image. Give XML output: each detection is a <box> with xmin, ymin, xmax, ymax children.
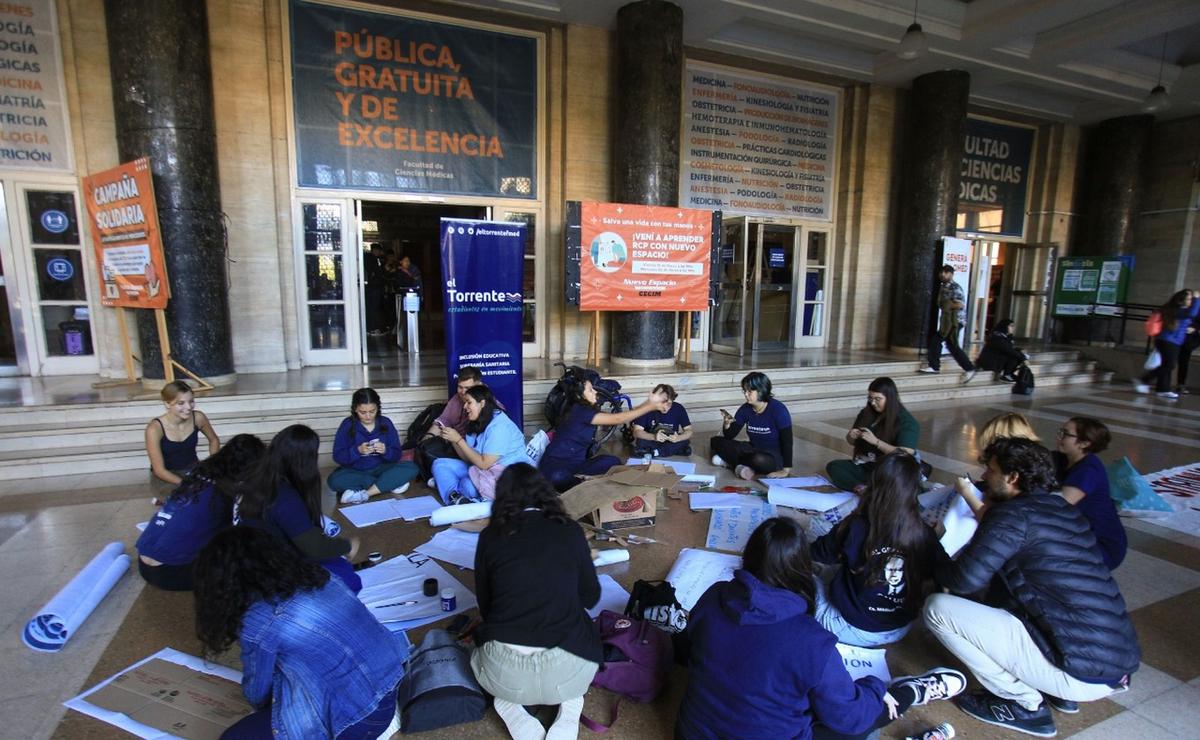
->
<box><xmin>1052</xmin><ymin>256</ymin><xmax>1131</xmax><ymax>316</ymax></box>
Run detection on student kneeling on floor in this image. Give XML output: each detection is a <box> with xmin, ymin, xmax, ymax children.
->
<box><xmin>924</xmin><ymin>437</ymin><xmax>1140</xmax><ymax>738</ymax></box>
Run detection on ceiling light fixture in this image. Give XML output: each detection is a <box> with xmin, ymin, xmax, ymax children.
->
<box><xmin>1142</xmin><ymin>33</ymin><xmax>1170</xmax><ymax>113</ymax></box>
<box><xmin>897</xmin><ymin>0</ymin><xmax>928</xmax><ymax>61</ymax></box>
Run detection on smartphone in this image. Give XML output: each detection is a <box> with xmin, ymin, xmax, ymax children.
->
<box><xmin>719</xmin><ymin>409</ymin><xmax>732</xmax><ymax>418</ymax></box>
<box><xmin>434</xmin><ymin>420</ymin><xmax>445</xmax><ymax>428</ymax></box>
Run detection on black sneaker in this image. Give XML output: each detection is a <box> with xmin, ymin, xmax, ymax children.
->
<box><xmin>999</xmin><ymin>373</ymin><xmax>1017</xmax><ymax>382</ymax></box>
<box><xmin>892</xmin><ymin>667</ymin><xmax>967</xmax><ymax>705</ymax></box>
<box><xmin>956</xmin><ymin>691</ymin><xmax>1056</xmax><ymax>737</ymax></box>
<box><xmin>447</xmin><ymin>491</ymin><xmax>470</xmax><ymax>506</ymax></box>
<box><xmin>1045</xmin><ymin>695</ymin><xmax>1079</xmax><ymax>714</ymax></box>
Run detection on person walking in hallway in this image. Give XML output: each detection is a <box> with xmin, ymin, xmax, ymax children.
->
<box><xmin>921</xmin><ymin>265</ymin><xmax>976</xmax><ymax>382</ymax></box>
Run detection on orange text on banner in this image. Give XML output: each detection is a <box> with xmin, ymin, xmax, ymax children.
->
<box><xmin>579</xmin><ymin>202</ymin><xmax>712</xmax><ymax>311</ymax></box>
<box><xmin>83</xmin><ymin>157</ymin><xmax>168</xmax><ymax>310</ymax></box>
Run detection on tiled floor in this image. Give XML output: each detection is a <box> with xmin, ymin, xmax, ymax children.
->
<box><xmin>2</xmin><ymin>380</ymin><xmax>1198</xmax><ymax>738</ymax></box>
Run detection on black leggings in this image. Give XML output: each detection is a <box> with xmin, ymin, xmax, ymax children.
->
<box><xmin>138</xmin><ymin>557</ymin><xmax>194</xmax><ymax>591</ymax></box>
<box><xmin>1142</xmin><ymin>339</ymin><xmax>1181</xmax><ymax>392</ymax></box>
<box><xmin>811</xmin><ymin>682</ymin><xmax>917</xmax><ymax>740</ymax></box>
<box><xmin>709</xmin><ymin>437</ymin><xmax>780</xmax><ymax>474</ymax></box>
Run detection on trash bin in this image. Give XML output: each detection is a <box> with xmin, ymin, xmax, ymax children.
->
<box><xmin>58</xmin><ymin>320</ymin><xmax>92</xmax><ymax>355</ymax></box>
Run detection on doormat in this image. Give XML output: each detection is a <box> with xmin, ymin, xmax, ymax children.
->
<box><xmin>1145</xmin><ymin>462</ymin><xmax>1200</xmax><ymax>537</ymax></box>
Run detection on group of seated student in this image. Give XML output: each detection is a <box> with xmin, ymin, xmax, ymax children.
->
<box><xmin>135</xmin><ymin>369</ymin><xmax>1139</xmax><ymax>740</ymax></box>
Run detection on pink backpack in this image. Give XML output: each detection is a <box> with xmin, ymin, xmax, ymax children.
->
<box><xmin>582</xmin><ymin>610</ymin><xmax>673</xmax><ymax>733</ymax></box>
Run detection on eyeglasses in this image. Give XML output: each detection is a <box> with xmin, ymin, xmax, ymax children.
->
<box><xmin>1056</xmin><ymin>428</ymin><xmax>1077</xmax><ymax>439</ymax></box>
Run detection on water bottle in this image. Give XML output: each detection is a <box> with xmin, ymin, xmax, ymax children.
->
<box><xmin>905</xmin><ymin>723</ymin><xmax>954</xmax><ymax>740</ymax></box>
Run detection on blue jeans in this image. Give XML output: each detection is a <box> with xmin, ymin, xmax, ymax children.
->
<box><xmin>814</xmin><ymin>567</ymin><xmax>911</xmax><ymax>648</ymax></box>
<box><xmin>432</xmin><ymin>457</ymin><xmax>478</xmax><ymax>503</ymax></box>
<box><xmin>221</xmin><ymin>687</ymin><xmax>397</xmax><ymax>739</ymax></box>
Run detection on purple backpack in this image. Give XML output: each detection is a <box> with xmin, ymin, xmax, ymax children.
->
<box><xmin>582</xmin><ymin>610</ymin><xmax>673</xmax><ymax>732</ymax></box>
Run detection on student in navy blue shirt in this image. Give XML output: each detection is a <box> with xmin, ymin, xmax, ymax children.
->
<box><xmin>677</xmin><ymin>516</ymin><xmax>965</xmax><ymax>740</ymax></box>
<box><xmin>631</xmin><ymin>383</ymin><xmax>693</xmax><ymax>457</ymax></box>
<box><xmin>328</xmin><ymin>387</ymin><xmax>418</xmax><ymax>505</ymax></box>
<box><xmin>1137</xmin><ymin>288</ymin><xmax>1199</xmax><ymax>398</ymax></box>
<box><xmin>136</xmin><ymin>433</ymin><xmax>265</xmax><ymax>591</ymax></box>
<box><xmin>539</xmin><ymin>381</ymin><xmax>669</xmax><ymax>492</ymax></box>
<box><xmin>810</xmin><ymin>452</ymin><xmax>947</xmax><ymax>647</ymax></box>
<box><xmin>1054</xmin><ymin>417</ymin><xmax>1127</xmax><ymax>570</ymax></box>
<box><xmin>237</xmin><ymin>425</ymin><xmax>362</xmax><ymax>592</ymax></box>
<box><xmin>710</xmin><ymin>372</ymin><xmax>793</xmax><ymax>481</ymax></box>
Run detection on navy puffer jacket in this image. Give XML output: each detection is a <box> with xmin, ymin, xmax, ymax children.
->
<box><xmin>936</xmin><ymin>490</ymin><xmax>1139</xmax><ymax>684</ymax></box>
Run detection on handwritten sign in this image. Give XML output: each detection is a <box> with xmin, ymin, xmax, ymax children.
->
<box><xmin>705</xmin><ymin>502</ymin><xmax>776</xmax><ymax>553</ymax></box>
<box><xmin>836</xmin><ymin>643</ymin><xmax>891</xmax><ymax>683</ymax></box>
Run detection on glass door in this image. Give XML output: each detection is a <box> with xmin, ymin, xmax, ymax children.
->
<box><xmin>0</xmin><ymin>187</ymin><xmax>24</xmax><ymax>375</ymax></box>
<box><xmin>10</xmin><ymin>183</ymin><xmax>96</xmax><ymax>375</ymax></box>
<box><xmin>754</xmin><ymin>224</ymin><xmax>798</xmax><ymax>350</ymax></box>
<box><xmin>711</xmin><ymin>217</ymin><xmax>748</xmax><ymax>354</ymax></box>
<box><xmin>297</xmin><ymin>199</ymin><xmax>359</xmax><ymax>365</ymax></box>
<box><xmin>495</xmin><ymin>207</ymin><xmax>543</xmax><ymax>357</ymax></box>
<box><xmin>797</xmin><ymin>229</ymin><xmax>830</xmax><ymax>347</ymax></box>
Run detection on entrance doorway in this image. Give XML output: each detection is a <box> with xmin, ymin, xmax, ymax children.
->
<box><xmin>710</xmin><ymin>217</ymin><xmax>830</xmax><ymax>355</ymax></box>
<box><xmin>357</xmin><ymin>202</ymin><xmax>486</xmax><ymax>362</ymax></box>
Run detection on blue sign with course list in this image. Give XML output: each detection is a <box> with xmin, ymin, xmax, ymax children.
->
<box><xmin>289</xmin><ymin>0</ymin><xmax>538</xmax><ymax>198</ymax></box>
<box><xmin>440</xmin><ymin>219</ymin><xmax>525</xmax><ymax>428</ymax></box>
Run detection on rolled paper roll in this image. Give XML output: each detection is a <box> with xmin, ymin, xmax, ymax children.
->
<box><xmin>592</xmin><ymin>548</ymin><xmax>630</xmax><ymax>567</ymax></box>
<box><xmin>429</xmin><ymin>501</ymin><xmax>492</xmax><ymax>527</ymax></box>
<box><xmin>23</xmin><ymin>542</ymin><xmax>130</xmax><ymax>653</ymax></box>
<box><xmin>321</xmin><ymin>514</ymin><xmax>341</xmax><ymax>537</ymax></box>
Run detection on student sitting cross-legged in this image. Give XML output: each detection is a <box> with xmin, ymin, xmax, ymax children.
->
<box><xmin>630</xmin><ymin>383</ymin><xmax>694</xmax><ymax>458</ymax></box>
<box><xmin>328</xmin><ymin>387</ymin><xmax>418</xmax><ymax>505</ymax></box>
<box><xmin>677</xmin><ymin>516</ymin><xmax>966</xmax><ymax>740</ymax></box>
<box><xmin>194</xmin><ymin>526</ymin><xmax>406</xmax><ymax>740</ymax></box>
<box><xmin>924</xmin><ymin>438</ymin><xmax>1140</xmax><ymax>737</ymax></box>
<box><xmin>430</xmin><ymin>384</ymin><xmax>532</xmax><ymax>504</ymax></box>
<box><xmin>810</xmin><ymin>452</ymin><xmax>948</xmax><ymax>648</ymax></box>
<box><xmin>825</xmin><ymin>377</ymin><xmax>918</xmax><ymax>492</ymax></box>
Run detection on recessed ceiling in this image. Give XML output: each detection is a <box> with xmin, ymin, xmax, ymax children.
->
<box><xmin>445</xmin><ymin>0</ymin><xmax>1200</xmax><ymax>124</ymax></box>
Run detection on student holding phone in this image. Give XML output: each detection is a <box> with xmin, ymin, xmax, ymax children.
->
<box><xmin>825</xmin><ymin>377</ymin><xmax>919</xmax><ymax>492</ymax></box>
<box><xmin>709</xmin><ymin>372</ymin><xmax>793</xmax><ymax>481</ymax></box>
<box><xmin>329</xmin><ymin>387</ymin><xmax>418</xmax><ymax>505</ymax></box>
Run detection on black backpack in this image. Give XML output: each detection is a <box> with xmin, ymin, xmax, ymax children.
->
<box><xmin>1012</xmin><ymin>364</ymin><xmax>1035</xmax><ymax>395</ymax></box>
<box><xmin>405</xmin><ymin>402</ymin><xmax>446</xmax><ymax>448</ymax></box>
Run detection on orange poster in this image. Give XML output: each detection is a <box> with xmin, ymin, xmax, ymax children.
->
<box><xmin>83</xmin><ymin>158</ymin><xmax>169</xmax><ymax>309</ymax></box>
<box><xmin>580</xmin><ymin>202</ymin><xmax>712</xmax><ymax>311</ymax></box>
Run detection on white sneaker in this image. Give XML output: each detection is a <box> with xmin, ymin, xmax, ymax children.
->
<box><xmin>735</xmin><ymin>464</ymin><xmax>756</xmax><ymax>481</ymax></box>
<box><xmin>920</xmin><ymin>367</ymin><xmax>939</xmax><ymax>374</ymax></box>
<box><xmin>1134</xmin><ymin>382</ymin><xmax>1151</xmax><ymax>394</ymax></box>
<box><xmin>391</xmin><ymin>482</ymin><xmax>410</xmax><ymax>494</ymax></box>
<box><xmin>962</xmin><ymin>369</ymin><xmax>977</xmax><ymax>384</ymax></box>
<box><xmin>426</xmin><ymin>477</ymin><xmax>435</xmax><ymax>489</ymax></box>
<box><xmin>339</xmin><ymin>489</ymin><xmax>369</xmax><ymax>504</ymax></box>
<box><xmin>711</xmin><ymin>454</ymin><xmax>726</xmax><ymax>467</ymax></box>
<box><xmin>1156</xmin><ymin>391</ymin><xmax>1180</xmax><ymax>400</ymax></box>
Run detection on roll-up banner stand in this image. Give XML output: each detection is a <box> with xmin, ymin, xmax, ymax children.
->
<box><xmin>941</xmin><ymin>237</ymin><xmax>973</xmax><ymax>353</ymax></box>
<box><xmin>439</xmin><ymin>219</ymin><xmax>525</xmax><ymax>429</ymax></box>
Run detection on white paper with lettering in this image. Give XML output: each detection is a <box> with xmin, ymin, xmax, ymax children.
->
<box><xmin>359</xmin><ymin>553</ymin><xmax>476</xmax><ymax>626</ymax></box>
<box><xmin>836</xmin><ymin>643</ymin><xmax>891</xmax><ymax>683</ymax></box>
<box><xmin>705</xmin><ymin>503</ymin><xmax>777</xmax><ymax>553</ymax></box>
<box><xmin>665</xmin><ymin>548</ymin><xmax>742</xmax><ymax>611</ymax></box>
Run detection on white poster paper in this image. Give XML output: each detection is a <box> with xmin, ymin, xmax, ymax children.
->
<box><xmin>835</xmin><ymin>643</ymin><xmax>891</xmax><ymax>684</ymax></box>
<box><xmin>767</xmin><ymin>486</ymin><xmax>855</xmax><ymax>512</ymax></box>
<box><xmin>358</xmin><ymin>553</ymin><xmax>477</xmax><ymax>627</ymax></box>
<box><xmin>705</xmin><ymin>503</ymin><xmax>776</xmax><ymax>553</ymax></box>
<box><xmin>689</xmin><ymin>492</ymin><xmax>767</xmax><ymax>511</ymax></box>
<box><xmin>665</xmin><ymin>548</ymin><xmax>742</xmax><ymax>611</ymax></box>
<box><xmin>587</xmin><ymin>574</ymin><xmax>632</xmax><ymax>619</ymax></box>
<box><xmin>341</xmin><ymin>496</ymin><xmax>441</xmax><ymax>528</ymax></box>
<box><xmin>414</xmin><ymin>529</ymin><xmax>479</xmax><ymax>570</ymax></box>
<box><xmin>681</xmin><ymin>62</ymin><xmax>838</xmax><ymax>220</ymax></box>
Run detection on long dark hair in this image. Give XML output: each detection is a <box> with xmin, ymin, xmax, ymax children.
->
<box><xmin>171</xmin><ymin>433</ymin><xmax>265</xmax><ymax>506</ymax></box>
<box><xmin>742</xmin><ymin>517</ymin><xmax>816</xmax><ymax>615</ymax></box>
<box><xmin>488</xmin><ymin>463</ymin><xmax>569</xmax><ymax>536</ymax></box>
<box><xmin>833</xmin><ymin>452</ymin><xmax>936</xmax><ymax>610</ymax></box>
<box><xmin>862</xmin><ymin>376</ymin><xmax>904</xmax><ymax>444</ymax></box>
<box><xmin>239</xmin><ymin>425</ymin><xmax>322</xmax><ymax>525</ymax></box>
<box><xmin>349</xmin><ymin>387</ymin><xmax>390</xmax><ymax>434</ymax></box>
<box><xmin>464</xmin><ymin>384</ymin><xmax>500</xmax><ymax>435</ymax></box>
<box><xmin>193</xmin><ymin>526</ymin><xmax>329</xmax><ymax>657</ymax></box>
<box><xmin>1160</xmin><ymin>290</ymin><xmax>1191</xmax><ymax>331</ymax></box>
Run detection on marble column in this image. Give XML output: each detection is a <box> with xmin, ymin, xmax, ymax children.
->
<box><xmin>889</xmin><ymin>70</ymin><xmax>971</xmax><ymax>351</ymax></box>
<box><xmin>1079</xmin><ymin>115</ymin><xmax>1153</xmax><ymax>254</ymax></box>
<box><xmin>610</xmin><ymin>0</ymin><xmax>682</xmax><ymax>365</ymax></box>
<box><xmin>105</xmin><ymin>0</ymin><xmax>235</xmax><ymax>381</ymax></box>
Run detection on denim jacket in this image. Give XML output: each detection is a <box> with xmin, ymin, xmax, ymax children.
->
<box><xmin>239</xmin><ymin>578</ymin><xmax>407</xmax><ymax>739</ymax></box>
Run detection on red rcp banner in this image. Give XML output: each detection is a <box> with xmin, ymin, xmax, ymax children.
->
<box><xmin>579</xmin><ymin>202</ymin><xmax>712</xmax><ymax>311</ymax></box>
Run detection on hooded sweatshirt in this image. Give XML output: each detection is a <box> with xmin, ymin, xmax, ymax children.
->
<box><xmin>676</xmin><ymin>570</ymin><xmax>886</xmax><ymax>740</ymax></box>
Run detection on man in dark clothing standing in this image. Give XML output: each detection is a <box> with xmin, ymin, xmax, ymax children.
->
<box><xmin>924</xmin><ymin>438</ymin><xmax>1139</xmax><ymax>737</ymax></box>
<box><xmin>921</xmin><ymin>264</ymin><xmax>976</xmax><ymax>381</ymax></box>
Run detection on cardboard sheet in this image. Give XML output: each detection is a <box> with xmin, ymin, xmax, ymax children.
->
<box><xmin>624</xmin><ymin>458</ymin><xmax>697</xmax><ymax>476</ymax></box>
<box><xmin>65</xmin><ymin>648</ymin><xmax>250</xmax><ymax>740</ymax></box>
